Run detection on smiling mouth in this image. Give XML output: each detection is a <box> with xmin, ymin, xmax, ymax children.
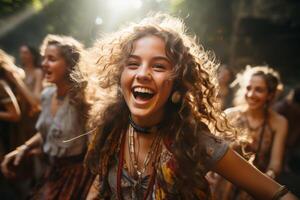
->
<box><xmin>45</xmin><ymin>70</ymin><xmax>52</xmax><ymax>76</ymax></box>
<box><xmin>132</xmin><ymin>87</ymin><xmax>155</xmax><ymax>101</ymax></box>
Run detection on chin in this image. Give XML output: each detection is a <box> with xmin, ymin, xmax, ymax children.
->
<box><xmin>130</xmin><ymin>109</ymin><xmax>151</xmax><ymax>119</ymax></box>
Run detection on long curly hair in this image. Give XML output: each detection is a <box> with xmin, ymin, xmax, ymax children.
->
<box><xmin>80</xmin><ymin>14</ymin><xmax>236</xmax><ymax>197</ymax></box>
<box><xmin>40</xmin><ymin>34</ymin><xmax>89</xmax><ymax>128</ymax></box>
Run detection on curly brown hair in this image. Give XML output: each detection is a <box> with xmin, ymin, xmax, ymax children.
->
<box><xmin>80</xmin><ymin>14</ymin><xmax>236</xmax><ymax>197</ymax></box>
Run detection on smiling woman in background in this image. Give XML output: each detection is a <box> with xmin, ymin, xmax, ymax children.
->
<box><xmin>212</xmin><ymin>66</ymin><xmax>289</xmax><ymax>200</ymax></box>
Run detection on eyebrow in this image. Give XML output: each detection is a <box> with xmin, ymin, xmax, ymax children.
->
<box><xmin>129</xmin><ymin>54</ymin><xmax>171</xmax><ymax>63</ymax></box>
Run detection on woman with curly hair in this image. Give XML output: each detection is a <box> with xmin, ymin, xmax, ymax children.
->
<box><xmin>82</xmin><ymin>15</ymin><xmax>297</xmax><ymax>199</ymax></box>
<box><xmin>212</xmin><ymin>66</ymin><xmax>289</xmax><ymax>200</ymax></box>
<box><xmin>1</xmin><ymin>35</ymin><xmax>94</xmax><ymax>199</ymax></box>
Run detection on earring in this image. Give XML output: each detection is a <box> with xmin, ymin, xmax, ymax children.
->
<box><xmin>118</xmin><ymin>86</ymin><xmax>123</xmax><ymax>95</ymax></box>
<box><xmin>171</xmin><ymin>91</ymin><xmax>181</xmax><ymax>104</ymax></box>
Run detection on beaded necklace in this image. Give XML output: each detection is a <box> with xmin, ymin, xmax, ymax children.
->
<box><xmin>117</xmin><ymin>125</ymin><xmax>162</xmax><ymax>200</ymax></box>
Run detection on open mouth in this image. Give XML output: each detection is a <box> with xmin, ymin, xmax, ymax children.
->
<box><xmin>45</xmin><ymin>70</ymin><xmax>52</xmax><ymax>77</ymax></box>
<box><xmin>132</xmin><ymin>87</ymin><xmax>155</xmax><ymax>101</ymax></box>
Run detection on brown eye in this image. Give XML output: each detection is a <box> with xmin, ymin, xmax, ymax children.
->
<box><xmin>127</xmin><ymin>62</ymin><xmax>139</xmax><ymax>66</ymax></box>
<box><xmin>153</xmin><ymin>63</ymin><xmax>165</xmax><ymax>71</ymax></box>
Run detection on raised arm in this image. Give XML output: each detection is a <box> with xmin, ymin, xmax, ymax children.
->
<box><xmin>212</xmin><ymin>148</ymin><xmax>298</xmax><ymax>200</ymax></box>
<box><xmin>6</xmin><ymin>69</ymin><xmax>41</xmax><ymax>112</ymax></box>
<box><xmin>0</xmin><ymin>80</ymin><xmax>21</xmax><ymax>121</ymax></box>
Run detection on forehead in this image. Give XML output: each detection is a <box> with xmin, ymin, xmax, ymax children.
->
<box><xmin>248</xmin><ymin>75</ymin><xmax>267</xmax><ymax>87</ymax></box>
<box><xmin>131</xmin><ymin>35</ymin><xmax>166</xmax><ymax>56</ymax></box>
<box><xmin>44</xmin><ymin>44</ymin><xmax>61</xmax><ymax>56</ymax></box>
<box><xmin>20</xmin><ymin>46</ymin><xmax>29</xmax><ymax>52</ymax></box>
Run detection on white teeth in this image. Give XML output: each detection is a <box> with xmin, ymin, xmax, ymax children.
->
<box><xmin>133</xmin><ymin>87</ymin><xmax>154</xmax><ymax>94</ymax></box>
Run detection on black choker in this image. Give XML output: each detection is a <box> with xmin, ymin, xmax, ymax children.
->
<box><xmin>128</xmin><ymin>115</ymin><xmax>160</xmax><ymax>134</ymax></box>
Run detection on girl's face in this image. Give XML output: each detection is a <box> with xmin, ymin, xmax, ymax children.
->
<box><xmin>245</xmin><ymin>75</ymin><xmax>271</xmax><ymax>110</ymax></box>
<box><xmin>42</xmin><ymin>44</ymin><xmax>68</xmax><ymax>85</ymax></box>
<box><xmin>19</xmin><ymin>46</ymin><xmax>33</xmax><ymax>65</ymax></box>
<box><xmin>120</xmin><ymin>35</ymin><xmax>174</xmax><ymax>126</ymax></box>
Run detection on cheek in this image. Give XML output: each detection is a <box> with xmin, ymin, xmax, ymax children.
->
<box><xmin>55</xmin><ymin>64</ymin><xmax>68</xmax><ymax>79</ymax></box>
<box><xmin>120</xmin><ymin>71</ymin><xmax>128</xmax><ymax>90</ymax></box>
<box><xmin>120</xmin><ymin>70</ymin><xmax>133</xmax><ymax>97</ymax></box>
<box><xmin>160</xmin><ymin>78</ymin><xmax>174</xmax><ymax>99</ymax></box>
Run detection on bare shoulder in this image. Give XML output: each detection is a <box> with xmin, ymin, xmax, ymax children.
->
<box><xmin>224</xmin><ymin>106</ymin><xmax>242</xmax><ymax>115</ymax></box>
<box><xmin>269</xmin><ymin>110</ymin><xmax>288</xmax><ymax>134</ymax></box>
<box><xmin>224</xmin><ymin>106</ymin><xmax>244</xmax><ymax>119</ymax></box>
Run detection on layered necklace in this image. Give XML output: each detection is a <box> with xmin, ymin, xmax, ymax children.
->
<box><xmin>128</xmin><ymin>125</ymin><xmax>162</xmax><ymax>179</ymax></box>
<box><xmin>117</xmin><ymin>124</ymin><xmax>162</xmax><ymax>200</ymax></box>
<box><xmin>245</xmin><ymin>115</ymin><xmax>264</xmax><ymax>132</ymax></box>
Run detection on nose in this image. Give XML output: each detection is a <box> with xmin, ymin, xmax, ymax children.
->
<box><xmin>136</xmin><ymin>63</ymin><xmax>152</xmax><ymax>81</ymax></box>
<box><xmin>247</xmin><ymin>89</ymin><xmax>255</xmax><ymax>98</ymax></box>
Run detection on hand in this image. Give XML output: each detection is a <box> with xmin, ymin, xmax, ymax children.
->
<box><xmin>266</xmin><ymin>169</ymin><xmax>276</xmax><ymax>179</ymax></box>
<box><xmin>1</xmin><ymin>144</ymin><xmax>29</xmax><ymax>178</ymax></box>
<box><xmin>29</xmin><ymin>104</ymin><xmax>41</xmax><ymax>116</ymax></box>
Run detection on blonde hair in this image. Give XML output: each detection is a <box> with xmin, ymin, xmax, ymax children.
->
<box><xmin>41</xmin><ymin>34</ymin><xmax>89</xmax><ymax>128</ymax></box>
<box><xmin>0</xmin><ymin>49</ymin><xmax>25</xmax><ymax>79</ymax></box>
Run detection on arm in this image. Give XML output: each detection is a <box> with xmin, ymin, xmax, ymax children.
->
<box><xmin>212</xmin><ymin>148</ymin><xmax>298</xmax><ymax>200</ymax></box>
<box><xmin>6</xmin><ymin>69</ymin><xmax>40</xmax><ymax>110</ymax></box>
<box><xmin>0</xmin><ymin>80</ymin><xmax>21</xmax><ymax>121</ymax></box>
<box><xmin>1</xmin><ymin>132</ymin><xmax>43</xmax><ymax>178</ymax></box>
<box><xmin>266</xmin><ymin>115</ymin><xmax>288</xmax><ymax>178</ymax></box>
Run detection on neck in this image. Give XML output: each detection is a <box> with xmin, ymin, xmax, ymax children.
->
<box><xmin>129</xmin><ymin>111</ymin><xmax>162</xmax><ymax>135</ymax></box>
<box><xmin>131</xmin><ymin>112</ymin><xmax>164</xmax><ymax>129</ymax></box>
<box><xmin>23</xmin><ymin>62</ymin><xmax>35</xmax><ymax>69</ymax></box>
<box><xmin>56</xmin><ymin>82</ymin><xmax>70</xmax><ymax>98</ymax></box>
<box><xmin>245</xmin><ymin>106</ymin><xmax>266</xmax><ymax>119</ymax></box>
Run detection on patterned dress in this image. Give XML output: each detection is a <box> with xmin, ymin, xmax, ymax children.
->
<box><xmin>89</xmin><ymin>130</ymin><xmax>229</xmax><ymax>200</ymax></box>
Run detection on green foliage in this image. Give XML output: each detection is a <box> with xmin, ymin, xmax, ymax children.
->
<box><xmin>0</xmin><ymin>0</ymin><xmax>32</xmax><ymax>17</ymax></box>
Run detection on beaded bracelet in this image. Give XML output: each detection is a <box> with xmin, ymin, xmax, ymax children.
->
<box><xmin>272</xmin><ymin>185</ymin><xmax>289</xmax><ymax>200</ymax></box>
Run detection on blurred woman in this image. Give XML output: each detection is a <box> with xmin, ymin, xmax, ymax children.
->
<box><xmin>1</xmin><ymin>35</ymin><xmax>94</xmax><ymax>200</ymax></box>
<box><xmin>213</xmin><ymin>66</ymin><xmax>288</xmax><ymax>200</ymax></box>
<box><xmin>19</xmin><ymin>44</ymin><xmax>43</xmax><ymax>99</ymax></box>
<box><xmin>217</xmin><ymin>64</ymin><xmax>234</xmax><ymax>110</ymax></box>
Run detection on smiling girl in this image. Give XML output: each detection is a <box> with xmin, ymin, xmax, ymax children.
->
<box><xmin>82</xmin><ymin>15</ymin><xmax>297</xmax><ymax>199</ymax></box>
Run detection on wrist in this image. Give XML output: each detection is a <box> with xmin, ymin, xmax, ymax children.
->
<box><xmin>16</xmin><ymin>144</ymin><xmax>30</xmax><ymax>153</ymax></box>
